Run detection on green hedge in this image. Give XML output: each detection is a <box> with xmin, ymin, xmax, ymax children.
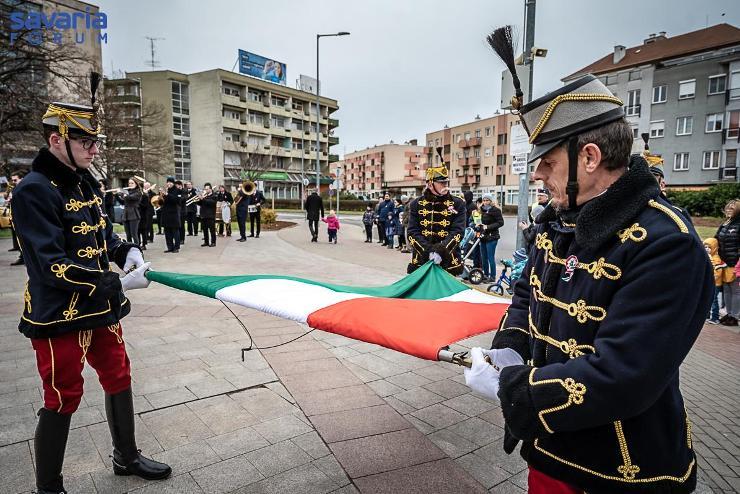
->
<box><xmin>666</xmin><ymin>183</ymin><xmax>740</xmax><ymax>217</ymax></box>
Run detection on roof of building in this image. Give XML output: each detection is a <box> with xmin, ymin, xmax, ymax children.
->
<box><xmin>563</xmin><ymin>23</ymin><xmax>740</xmax><ymax>81</ymax></box>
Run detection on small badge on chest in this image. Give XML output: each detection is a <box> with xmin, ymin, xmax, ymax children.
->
<box><xmin>562</xmin><ymin>255</ymin><xmax>579</xmax><ymax>282</ymax></box>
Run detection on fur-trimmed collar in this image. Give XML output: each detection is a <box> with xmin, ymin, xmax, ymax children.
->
<box><xmin>32</xmin><ymin>147</ymin><xmax>100</xmax><ymax>192</ymax></box>
<box><xmin>537</xmin><ymin>156</ymin><xmax>659</xmax><ymax>251</ymax></box>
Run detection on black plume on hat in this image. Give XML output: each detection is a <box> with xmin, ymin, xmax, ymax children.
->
<box><xmin>487</xmin><ymin>26</ymin><xmax>523</xmax><ymax>112</ymax></box>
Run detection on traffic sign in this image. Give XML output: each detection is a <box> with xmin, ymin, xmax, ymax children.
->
<box><xmin>510</xmin><ymin>124</ymin><xmax>531</xmax><ymax>157</ymax></box>
<box><xmin>512</xmin><ymin>154</ymin><xmax>528</xmax><ymax>175</ymax></box>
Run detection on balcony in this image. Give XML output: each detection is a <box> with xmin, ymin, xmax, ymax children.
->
<box><xmin>328</xmin><ymin>118</ymin><xmax>339</xmax><ymax>128</ymax></box>
<box><xmin>459</xmin><ymin>139</ymin><xmax>470</xmax><ymax>148</ymax></box>
<box><xmin>222</xmin><ymin>117</ymin><xmax>242</xmax><ymax>130</ymax></box>
<box><xmin>328</xmin><ymin>136</ymin><xmax>339</xmax><ymax>146</ymax></box>
<box><xmin>110</xmin><ymin>94</ymin><xmax>141</xmax><ymax>105</ymax></box>
<box><xmin>222</xmin><ymin>93</ymin><xmax>246</xmax><ymax>109</ymax></box>
<box><xmin>468</xmin><ymin>156</ymin><xmax>481</xmax><ymax>166</ymax></box>
<box><xmin>222</xmin><ymin>140</ymin><xmax>242</xmax><ymax>153</ymax></box>
<box><xmin>625</xmin><ymin>105</ymin><xmax>641</xmax><ymax>117</ymax></box>
<box><xmin>329</xmin><ymin>154</ymin><xmax>339</xmax><ymax>163</ymax></box>
<box><xmin>468</xmin><ymin>137</ymin><xmax>482</xmax><ymax>146</ymax></box>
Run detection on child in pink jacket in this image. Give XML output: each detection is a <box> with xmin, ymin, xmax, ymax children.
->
<box><xmin>322</xmin><ymin>210</ymin><xmax>340</xmax><ymax>243</ymax></box>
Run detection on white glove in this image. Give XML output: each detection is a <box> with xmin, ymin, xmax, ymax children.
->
<box><xmin>120</xmin><ymin>262</ymin><xmax>151</xmax><ymax>291</ymax></box>
<box><xmin>123</xmin><ymin>248</ymin><xmax>145</xmax><ymax>273</ymax></box>
<box><xmin>464</xmin><ymin>347</ymin><xmax>524</xmax><ymax>401</ymax></box>
<box><xmin>429</xmin><ymin>252</ymin><xmax>443</xmax><ymax>264</ymax></box>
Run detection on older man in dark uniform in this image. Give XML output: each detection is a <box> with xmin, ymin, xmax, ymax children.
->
<box><xmin>12</xmin><ymin>75</ymin><xmax>171</xmax><ymax>494</ymax></box>
<box><xmin>406</xmin><ymin>150</ymin><xmax>466</xmax><ymax>275</ymax></box>
<box><xmin>161</xmin><ymin>176</ymin><xmax>182</xmax><ymax>253</ymax></box>
<box><xmin>464</xmin><ymin>27</ymin><xmax>713</xmax><ymax>494</ymax></box>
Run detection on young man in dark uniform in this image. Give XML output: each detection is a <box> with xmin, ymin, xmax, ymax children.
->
<box><xmin>196</xmin><ymin>183</ymin><xmax>218</xmax><ymax>247</ymax></box>
<box><xmin>12</xmin><ymin>77</ymin><xmax>171</xmax><ymax>494</ymax></box>
<box><xmin>161</xmin><ymin>176</ymin><xmax>182</xmax><ymax>252</ymax></box>
<box><xmin>234</xmin><ymin>184</ymin><xmax>249</xmax><ymax>242</ymax></box>
<box><xmin>464</xmin><ymin>29</ymin><xmax>713</xmax><ymax>493</ymax></box>
<box><xmin>406</xmin><ymin>150</ymin><xmax>466</xmax><ymax>275</ymax></box>
<box><xmin>184</xmin><ymin>181</ymin><xmax>199</xmax><ymax>236</ymax></box>
<box><xmin>246</xmin><ymin>185</ymin><xmax>266</xmax><ymax>238</ymax></box>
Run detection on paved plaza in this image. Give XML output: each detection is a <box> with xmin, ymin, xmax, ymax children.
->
<box><xmin>0</xmin><ymin>215</ymin><xmax>738</xmax><ymax>493</ymax></box>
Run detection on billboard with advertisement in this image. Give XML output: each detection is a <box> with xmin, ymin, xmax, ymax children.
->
<box><xmin>238</xmin><ymin>49</ymin><xmax>286</xmax><ymax>85</ymax></box>
<box><xmin>299</xmin><ymin>74</ymin><xmax>318</xmax><ymax>93</ymax></box>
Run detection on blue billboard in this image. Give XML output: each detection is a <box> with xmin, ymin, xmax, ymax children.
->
<box><xmin>238</xmin><ymin>50</ymin><xmax>286</xmax><ymax>85</ymax></box>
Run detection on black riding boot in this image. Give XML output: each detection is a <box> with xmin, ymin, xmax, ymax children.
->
<box><xmin>35</xmin><ymin>408</ymin><xmax>71</xmax><ymax>494</ymax></box>
<box><xmin>105</xmin><ymin>387</ymin><xmax>171</xmax><ymax>480</ymax></box>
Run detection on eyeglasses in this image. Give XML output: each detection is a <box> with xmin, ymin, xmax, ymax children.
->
<box><xmin>71</xmin><ymin>137</ymin><xmax>103</xmax><ymax>150</ymax></box>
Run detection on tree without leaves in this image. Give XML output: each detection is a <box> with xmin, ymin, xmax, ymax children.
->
<box><xmin>238</xmin><ymin>145</ymin><xmax>275</xmax><ymax>183</ymax></box>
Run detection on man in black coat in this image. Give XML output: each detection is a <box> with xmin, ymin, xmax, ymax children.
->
<box><xmin>196</xmin><ymin>183</ymin><xmax>218</xmax><ymax>247</ymax></box>
<box><xmin>161</xmin><ymin>177</ymin><xmax>182</xmax><ymax>253</ymax></box>
<box><xmin>184</xmin><ymin>181</ymin><xmax>199</xmax><ymax>236</ymax></box>
<box><xmin>304</xmin><ymin>187</ymin><xmax>324</xmax><ymax>242</ymax></box>
<box><xmin>464</xmin><ymin>66</ymin><xmax>712</xmax><ymax>493</ymax></box>
<box><xmin>137</xmin><ymin>181</ymin><xmax>155</xmax><ymax>250</ymax></box>
<box><xmin>247</xmin><ymin>186</ymin><xmax>266</xmax><ymax>238</ymax></box>
<box><xmin>234</xmin><ymin>186</ymin><xmax>249</xmax><ymax>242</ymax></box>
<box><xmin>377</xmin><ymin>193</ymin><xmax>394</xmax><ymax>245</ymax></box>
<box><xmin>176</xmin><ymin>180</ymin><xmax>187</xmax><ymax>244</ymax></box>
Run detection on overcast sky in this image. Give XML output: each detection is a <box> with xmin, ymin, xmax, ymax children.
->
<box><xmin>96</xmin><ymin>0</ymin><xmax>740</xmax><ymax>156</ymax></box>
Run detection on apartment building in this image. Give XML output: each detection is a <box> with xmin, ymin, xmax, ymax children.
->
<box><xmin>127</xmin><ymin>68</ymin><xmax>340</xmax><ymax>197</ymax></box>
<box><xmin>425</xmin><ymin>113</ymin><xmax>537</xmax><ymax>206</ymax></box>
<box><xmin>563</xmin><ymin>23</ymin><xmax>740</xmax><ymax>187</ymax></box>
<box><xmin>339</xmin><ymin>142</ymin><xmax>425</xmax><ymax>199</ymax></box>
<box><xmin>101</xmin><ymin>77</ymin><xmax>144</xmax><ymax>187</ymax></box>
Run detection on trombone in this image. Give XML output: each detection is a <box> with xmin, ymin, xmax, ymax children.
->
<box><xmin>185</xmin><ymin>189</ymin><xmax>212</xmax><ymax>206</ymax></box>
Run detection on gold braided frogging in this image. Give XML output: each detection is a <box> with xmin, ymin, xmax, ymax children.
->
<box><xmin>71</xmin><ymin>217</ymin><xmax>107</xmax><ymax>235</ymax></box>
<box><xmin>528</xmin><ymin>368</ymin><xmax>586</xmax><ymax>434</ymax></box>
<box><xmin>648</xmin><ymin>200</ymin><xmax>689</xmax><ymax>233</ymax></box>
<box><xmin>78</xmin><ymin>329</ymin><xmax>92</xmax><ymax>363</ymax></box>
<box><xmin>42</xmin><ymin>104</ymin><xmax>100</xmax><ymax>140</ymax></box>
<box><xmin>530</xmin><ymin>272</ymin><xmax>607</xmax><ymax>323</ymax></box>
<box><xmin>66</xmin><ymin>196</ymin><xmax>102</xmax><ymax>213</ymax></box>
<box><xmin>528</xmin><ymin>314</ymin><xmax>595</xmax><ymax>358</ymax></box>
<box><xmin>528</xmin><ymin>93</ymin><xmax>624</xmax><ymax>143</ymax></box>
<box><xmin>617</xmin><ymin>223</ymin><xmax>647</xmax><ymax>243</ymax></box>
<box><xmin>535</xmin><ymin>233</ymin><xmax>621</xmax><ymax>280</ymax></box>
<box><xmin>615</xmin><ymin>421</ymin><xmax>641</xmax><ymax>480</ymax></box>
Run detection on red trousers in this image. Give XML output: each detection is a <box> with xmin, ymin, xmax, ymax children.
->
<box><xmin>528</xmin><ymin>466</ymin><xmax>583</xmax><ymax>494</ymax></box>
<box><xmin>31</xmin><ymin>323</ymin><xmax>131</xmax><ymax>415</ymax></box>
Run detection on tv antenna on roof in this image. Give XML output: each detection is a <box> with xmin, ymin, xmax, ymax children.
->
<box><xmin>144</xmin><ymin>36</ymin><xmax>165</xmax><ymax>70</ymax></box>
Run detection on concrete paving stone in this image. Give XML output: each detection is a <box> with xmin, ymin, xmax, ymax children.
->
<box><xmin>428</xmin><ymin>427</ymin><xmax>479</xmax><ymax>458</ymax></box>
<box><xmin>70</xmin><ymin>406</ymin><xmax>105</xmax><ymax>430</ymax></box>
<box><xmin>140</xmin><ymin>404</ymin><xmax>214</xmax><ymax>450</ymax></box>
<box><xmin>348</xmin><ymin>342</ymin><xmax>383</xmax><ymax>354</ymax></box>
<box><xmin>252</xmin><ymin>414</ymin><xmax>314</xmax><ymax>444</ymax></box>
<box><xmin>187</xmin><ymin>396</ymin><xmax>259</xmax><ymax>435</ymax></box>
<box><xmin>475</xmin><ymin>440</ymin><xmax>528</xmax><ymax>475</ymax></box>
<box><xmin>410</xmin><ymin>403</ymin><xmax>468</xmax><ymax>430</ymax></box>
<box><xmin>90</xmin><ymin>466</ymin><xmax>150</xmax><ymax>494</ymax></box>
<box><xmin>405</xmin><ymin>414</ymin><xmax>438</xmax><ymax>435</ymax></box>
<box><xmin>225</xmin><ymin>368</ymin><xmax>279</xmax><ymax>389</ymax></box>
<box><xmin>383</xmin><ymin>395</ymin><xmax>417</xmax><ymax>415</ymax></box>
<box><xmin>191</xmin><ymin>454</ymin><xmax>264</xmax><ymax>493</ymax></box>
<box><xmin>447</xmin><ymin>417</ymin><xmax>505</xmax><ymax>447</ymax></box>
<box><xmin>343</xmin><ymin>361</ymin><xmax>383</xmax><ymax>383</ymax></box>
<box><xmin>230</xmin><ymin>387</ymin><xmax>299</xmax><ymax>420</ymax></box>
<box><xmin>329</xmin><ymin>484</ymin><xmax>359</xmax><ymax>494</ymax></box>
<box><xmin>353</xmin><ymin>458</ymin><xmax>488</xmax><ymax>494</ymax></box>
<box><xmin>269</xmin><ymin>357</ymin><xmax>344</xmax><ymax>376</ymax></box>
<box><xmin>444</xmin><ymin>393</ymin><xmax>499</xmax><ymax>416</ymax></box>
<box><xmin>366</xmin><ymin>379</ymin><xmax>405</xmax><ymax>398</ymax></box>
<box><xmin>412</xmin><ymin>363</ymin><xmax>460</xmax><ymax>381</ymax></box>
<box><xmin>478</xmin><ymin>407</ymin><xmax>507</xmax><ymax>428</ymax></box>
<box><xmin>185</xmin><ymin>377</ymin><xmax>237</xmax><ymax>399</ymax></box>
<box><xmin>128</xmin><ymin>473</ymin><xmax>205</xmax><ymax>493</ymax></box>
<box><xmin>456</xmin><ymin>452</ymin><xmax>512</xmax><ymax>489</ymax></box>
<box><xmin>65</xmin><ymin>473</ymin><xmax>98</xmax><ymax>494</ymax></box>
<box><xmin>385</xmin><ymin>372</ymin><xmax>433</xmax><ymax>390</ymax></box>
<box><xmin>290</xmin><ymin>384</ymin><xmax>384</xmax><ymax>417</ymax></box>
<box><xmin>145</xmin><ymin>386</ymin><xmax>198</xmax><ymax>409</ymax></box>
<box><xmin>151</xmin><ymin>440</ymin><xmax>222</xmax><ymax>474</ymax></box>
<box><xmin>0</xmin><ymin>414</ymin><xmax>37</xmax><ymax>446</ymax></box>
<box><xmin>509</xmin><ymin>468</ymin><xmax>529</xmax><ymax>490</ymax></box>
<box><xmin>87</xmin><ymin>414</ymin><xmax>163</xmax><ymax>461</ymax></box>
<box><xmin>488</xmin><ymin>480</ymin><xmax>526</xmax><ymax>493</ymax></box>
<box><xmin>246</xmin><ymin>440</ymin><xmax>313</xmax><ymax>478</ymax></box>
<box><xmin>0</xmin><ymin>441</ymin><xmax>35</xmax><ymax>494</ymax></box>
<box><xmin>312</xmin><ymin>455</ymin><xmax>350</xmax><ymax>487</ymax></box>
<box><xmin>327</xmin><ymin>346</ymin><xmax>361</xmax><ymax>359</ymax></box>
<box><xmin>205</xmin><ymin>426</ymin><xmax>269</xmax><ymax>460</ymax></box>
<box><xmin>329</xmin><ymin>428</ymin><xmax>446</xmax><ymax>478</ymax></box>
<box><xmin>393</xmin><ymin>387</ymin><xmax>445</xmax><ymax>409</ymax></box>
<box><xmin>281</xmin><ymin>368</ymin><xmax>362</xmax><ymax>394</ymax></box>
<box><xmin>0</xmin><ymin>387</ymin><xmax>41</xmax><ymax>409</ymax></box>
<box><xmin>345</xmin><ymin>353</ymin><xmax>408</xmax><ymax>379</ymax></box>
<box><xmin>56</xmin><ymin>427</ymin><xmax>106</xmax><ymax>478</ymax></box>
<box><xmin>233</xmin><ymin>462</ymin><xmax>337</xmax><ymax>494</ymax></box>
<box><xmin>265</xmin><ymin>381</ymin><xmax>296</xmax><ymax>404</ymax></box>
<box><xmin>291</xmin><ymin>431</ymin><xmax>331</xmax><ymax>459</ymax></box>
<box><xmin>261</xmin><ymin>346</ymin><xmax>335</xmax><ymax>364</ymax></box>
<box><xmin>422</xmin><ymin>378</ymin><xmax>473</xmax><ymax>399</ymax></box>
<box><xmin>309</xmin><ymin>404</ymin><xmax>411</xmax><ymax>443</ymax></box>
<box><xmin>713</xmin><ymin>447</ymin><xmax>740</xmax><ymax>467</ymax></box>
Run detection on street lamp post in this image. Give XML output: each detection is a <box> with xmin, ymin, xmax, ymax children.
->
<box><xmin>316</xmin><ymin>32</ymin><xmax>350</xmax><ymax>195</ymax></box>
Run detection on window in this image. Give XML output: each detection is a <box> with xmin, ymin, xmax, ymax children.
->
<box><xmin>117</xmin><ymin>85</ymin><xmax>125</xmax><ymax>96</ymax></box>
<box><xmin>628</xmin><ymin>69</ymin><xmax>641</xmax><ymax>81</ymax></box>
<box><xmin>223</xmin><ymin>86</ymin><xmax>240</xmax><ymax>97</ymax></box>
<box><xmin>605</xmin><ymin>74</ymin><xmax>618</xmax><ymax>85</ymax></box>
<box><xmin>652</xmin><ymin>85</ymin><xmax>666</xmax><ymax>104</ymax></box>
<box><xmin>224</xmin><ymin>133</ymin><xmax>239</xmax><ymax>142</ymax></box>
<box><xmin>435</xmin><ymin>138</ymin><xmax>440</xmax><ymax>146</ymax></box>
<box><xmin>649</xmin><ymin>121</ymin><xmax>664</xmax><ymax>138</ymax></box>
<box><xmin>271</xmin><ymin>96</ymin><xmax>285</xmax><ymax>107</ymax></box>
<box><xmin>678</xmin><ymin>79</ymin><xmax>695</xmax><ymax>100</ymax></box>
<box><xmin>728</xmin><ymin>110</ymin><xmax>740</xmax><ymax>139</ymax></box>
<box><xmin>174</xmin><ymin>161</ymin><xmax>191</xmax><ymax>182</ymax></box>
<box><xmin>626</xmin><ymin>89</ymin><xmax>640</xmax><ymax>116</ymax></box>
<box><xmin>174</xmin><ymin>139</ymin><xmax>191</xmax><ymax>160</ymax></box>
<box><xmin>725</xmin><ymin>150</ymin><xmax>738</xmax><ymax>179</ymax></box>
<box><xmin>706</xmin><ymin>113</ymin><xmax>723</xmax><ymax>133</ymax></box>
<box><xmin>673</xmin><ymin>153</ymin><xmax>689</xmax><ymax>171</ymax></box>
<box><xmin>248</xmin><ymin>91</ymin><xmax>262</xmax><ymax>102</ymax></box>
<box><xmin>485</xmin><ymin>147</ymin><xmax>492</xmax><ymax>157</ymax></box>
<box><xmin>676</xmin><ymin>116</ymin><xmax>693</xmax><ymax>136</ymax></box>
<box><xmin>271</xmin><ymin>116</ymin><xmax>285</xmax><ymax>128</ymax></box>
<box><xmin>484</xmin><ymin>166</ymin><xmax>489</xmax><ymax>175</ymax></box>
<box><xmin>173</xmin><ymin>116</ymin><xmax>190</xmax><ymax>137</ymax></box>
<box><xmin>474</xmin><ymin>148</ymin><xmax>480</xmax><ymax>158</ymax></box>
<box><xmin>485</xmin><ymin>127</ymin><xmax>492</xmax><ymax>137</ymax></box>
<box><xmin>703</xmin><ymin>151</ymin><xmax>720</xmax><ymax>170</ymax></box>
<box><xmin>171</xmin><ymin>81</ymin><xmax>189</xmax><ymax>115</ymax></box>
<box><xmin>731</xmin><ymin>71</ymin><xmax>740</xmax><ymax>100</ymax></box>
<box><xmin>464</xmin><ymin>132</ymin><xmax>471</xmax><ymax>140</ymax></box>
<box><xmin>475</xmin><ymin>129</ymin><xmax>481</xmax><ymax>138</ymax></box>
<box><xmin>497</xmin><ymin>134</ymin><xmax>507</xmax><ymax>145</ymax></box>
<box><xmin>292</xmin><ymin>101</ymin><xmax>303</xmax><ymax>111</ymax></box>
<box><xmin>632</xmin><ymin>127</ymin><xmax>639</xmax><ymax>139</ymax></box>
<box><xmin>496</xmin><ymin>154</ymin><xmax>506</xmax><ymax>166</ymax></box>
<box><xmin>708</xmin><ymin>75</ymin><xmax>726</xmax><ymax>95</ymax></box>
<box><xmin>248</xmin><ymin>112</ymin><xmax>263</xmax><ymax>125</ymax></box>
<box><xmin>292</xmin><ymin>120</ymin><xmax>304</xmax><ymax>131</ymax></box>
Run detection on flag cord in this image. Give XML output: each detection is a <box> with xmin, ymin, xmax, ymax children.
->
<box><xmin>219</xmin><ymin>301</ymin><xmax>317</xmax><ymax>361</ymax></box>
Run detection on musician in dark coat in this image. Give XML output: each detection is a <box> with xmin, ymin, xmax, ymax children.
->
<box><xmin>464</xmin><ymin>45</ymin><xmax>712</xmax><ymax>494</ymax></box>
<box><xmin>176</xmin><ymin>180</ymin><xmax>187</xmax><ymax>244</ymax></box>
<box><xmin>161</xmin><ymin>177</ymin><xmax>182</xmax><ymax>253</ymax></box>
<box><xmin>12</xmin><ymin>86</ymin><xmax>171</xmax><ymax>494</ymax></box>
<box><xmin>184</xmin><ymin>181</ymin><xmax>199</xmax><ymax>236</ymax></box>
<box><xmin>234</xmin><ymin>185</ymin><xmax>249</xmax><ymax>242</ymax></box>
<box><xmin>406</xmin><ymin>150</ymin><xmax>466</xmax><ymax>275</ymax></box>
<box><xmin>138</xmin><ymin>182</ymin><xmax>155</xmax><ymax>248</ymax></box>
<box><xmin>247</xmin><ymin>187</ymin><xmax>266</xmax><ymax>238</ymax></box>
<box><xmin>120</xmin><ymin>177</ymin><xmax>142</xmax><ymax>246</ymax></box>
<box><xmin>304</xmin><ymin>186</ymin><xmax>324</xmax><ymax>242</ymax></box>
<box><xmin>195</xmin><ymin>183</ymin><xmax>218</xmax><ymax>247</ymax></box>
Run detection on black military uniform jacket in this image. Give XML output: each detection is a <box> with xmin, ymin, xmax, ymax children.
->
<box><xmin>12</xmin><ymin>148</ymin><xmax>138</xmax><ymax>339</ymax></box>
<box><xmin>246</xmin><ymin>191</ymin><xmax>266</xmax><ymax>211</ymax></box>
<box><xmin>492</xmin><ymin>157</ymin><xmax>713</xmax><ymax>493</ymax></box>
<box><xmin>406</xmin><ymin>189</ymin><xmax>466</xmax><ymax>275</ymax></box>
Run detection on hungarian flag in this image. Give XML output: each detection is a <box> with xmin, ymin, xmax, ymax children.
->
<box><xmin>146</xmin><ymin>262</ymin><xmax>510</xmax><ymax>361</ymax></box>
